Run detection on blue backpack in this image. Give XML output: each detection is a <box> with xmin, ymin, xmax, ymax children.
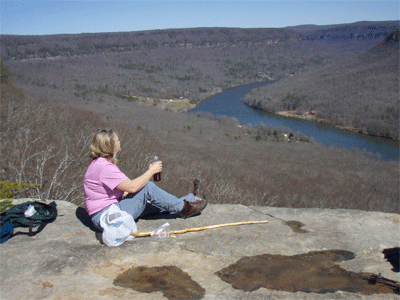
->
<box><xmin>0</xmin><ymin>201</ymin><xmax>57</xmax><ymax>243</ymax></box>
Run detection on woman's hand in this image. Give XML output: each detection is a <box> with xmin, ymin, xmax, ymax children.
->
<box><xmin>117</xmin><ymin>161</ymin><xmax>163</xmax><ymax>194</ymax></box>
<box><xmin>149</xmin><ymin>161</ymin><xmax>162</xmax><ymax>175</ymax></box>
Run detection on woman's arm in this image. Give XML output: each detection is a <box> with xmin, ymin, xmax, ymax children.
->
<box><xmin>116</xmin><ymin>161</ymin><xmax>162</xmax><ymax>194</ymax></box>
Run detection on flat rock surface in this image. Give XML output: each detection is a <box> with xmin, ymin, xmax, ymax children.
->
<box><xmin>1</xmin><ymin>199</ymin><xmax>399</xmax><ymax>300</ymax></box>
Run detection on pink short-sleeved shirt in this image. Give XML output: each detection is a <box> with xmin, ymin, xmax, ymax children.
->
<box><xmin>84</xmin><ymin>157</ymin><xmax>129</xmax><ymax>215</ymax></box>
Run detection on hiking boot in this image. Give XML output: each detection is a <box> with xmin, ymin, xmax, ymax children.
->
<box><xmin>193</xmin><ymin>179</ymin><xmax>206</xmax><ymax>200</ymax></box>
<box><xmin>179</xmin><ymin>199</ymin><xmax>207</xmax><ymax>219</ymax></box>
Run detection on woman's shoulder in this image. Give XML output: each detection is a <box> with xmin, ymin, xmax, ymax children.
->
<box><xmin>86</xmin><ymin>157</ymin><xmax>120</xmax><ymax>176</ymax></box>
<box><xmin>93</xmin><ymin>156</ymin><xmax>114</xmax><ymax>165</ymax></box>
<box><xmin>88</xmin><ymin>157</ymin><xmax>115</xmax><ymax>170</ymax></box>
<box><xmin>96</xmin><ymin>157</ymin><xmax>122</xmax><ymax>172</ymax></box>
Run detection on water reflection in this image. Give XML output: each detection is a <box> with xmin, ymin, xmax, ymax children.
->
<box><xmin>190</xmin><ymin>82</ymin><xmax>399</xmax><ymax>161</ymax></box>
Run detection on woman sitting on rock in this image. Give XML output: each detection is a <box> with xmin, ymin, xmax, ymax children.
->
<box><xmin>84</xmin><ymin>128</ymin><xmax>207</xmax><ymax>231</ymax></box>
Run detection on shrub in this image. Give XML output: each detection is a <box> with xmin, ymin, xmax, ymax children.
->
<box><xmin>0</xmin><ymin>61</ymin><xmax>13</xmax><ymax>83</ymax></box>
<box><xmin>0</xmin><ymin>181</ymin><xmax>40</xmax><ymax>199</ymax></box>
<box><xmin>0</xmin><ymin>200</ymin><xmax>13</xmax><ymax>213</ymax></box>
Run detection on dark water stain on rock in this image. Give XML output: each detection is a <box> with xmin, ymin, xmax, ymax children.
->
<box><xmin>215</xmin><ymin>250</ymin><xmax>400</xmax><ymax>295</ymax></box>
<box><xmin>113</xmin><ymin>265</ymin><xmax>205</xmax><ymax>300</ymax></box>
<box><xmin>284</xmin><ymin>220</ymin><xmax>307</xmax><ymax>233</ymax></box>
<box><xmin>383</xmin><ymin>247</ymin><xmax>400</xmax><ymax>272</ymax></box>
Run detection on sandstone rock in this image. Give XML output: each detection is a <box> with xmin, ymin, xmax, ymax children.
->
<box><xmin>0</xmin><ymin>199</ymin><xmax>399</xmax><ymax>299</ymax></box>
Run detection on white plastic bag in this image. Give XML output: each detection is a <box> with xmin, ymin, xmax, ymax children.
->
<box><xmin>99</xmin><ymin>204</ymin><xmax>137</xmax><ymax>247</ymax></box>
<box><xmin>24</xmin><ymin>204</ymin><xmax>36</xmax><ymax>217</ymax></box>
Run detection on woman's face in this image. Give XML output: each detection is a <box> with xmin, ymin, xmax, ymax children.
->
<box><xmin>114</xmin><ymin>134</ymin><xmax>121</xmax><ymax>154</ymax></box>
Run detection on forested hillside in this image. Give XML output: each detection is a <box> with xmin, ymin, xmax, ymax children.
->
<box><xmin>244</xmin><ymin>28</ymin><xmax>399</xmax><ymax>139</ymax></box>
<box><xmin>1</xmin><ymin>80</ymin><xmax>398</xmax><ymax>213</ymax></box>
<box><xmin>2</xmin><ymin>22</ymin><xmax>397</xmax><ymax>109</ymax></box>
<box><xmin>2</xmin><ymin>27</ymin><xmax>336</xmax><ymax>108</ymax></box>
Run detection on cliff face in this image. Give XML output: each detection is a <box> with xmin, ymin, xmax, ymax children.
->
<box><xmin>1</xmin><ymin>199</ymin><xmax>399</xmax><ymax>299</ymax></box>
<box><xmin>0</xmin><ymin>27</ymin><xmax>305</xmax><ymax>61</ymax></box>
<box><xmin>3</xmin><ymin>22</ymin><xmax>398</xmax><ymax>61</ymax></box>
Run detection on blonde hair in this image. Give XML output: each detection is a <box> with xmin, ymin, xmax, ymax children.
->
<box><xmin>90</xmin><ymin>128</ymin><xmax>119</xmax><ymax>164</ymax></box>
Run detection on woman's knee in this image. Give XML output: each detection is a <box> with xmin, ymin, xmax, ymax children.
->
<box><xmin>144</xmin><ymin>181</ymin><xmax>159</xmax><ymax>194</ymax></box>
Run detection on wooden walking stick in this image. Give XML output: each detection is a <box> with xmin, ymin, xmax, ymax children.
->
<box><xmin>131</xmin><ymin>220</ymin><xmax>269</xmax><ymax>237</ymax></box>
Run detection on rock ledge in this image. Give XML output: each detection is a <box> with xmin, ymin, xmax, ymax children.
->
<box><xmin>1</xmin><ymin>199</ymin><xmax>399</xmax><ymax>299</ymax></box>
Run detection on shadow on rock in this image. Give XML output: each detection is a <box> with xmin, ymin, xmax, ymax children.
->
<box><xmin>383</xmin><ymin>247</ymin><xmax>400</xmax><ymax>272</ymax></box>
<box><xmin>136</xmin><ymin>202</ymin><xmax>180</xmax><ymax>222</ymax></box>
<box><xmin>75</xmin><ymin>207</ymin><xmax>104</xmax><ymax>244</ymax></box>
<box><xmin>75</xmin><ymin>207</ymin><xmax>99</xmax><ymax>232</ymax></box>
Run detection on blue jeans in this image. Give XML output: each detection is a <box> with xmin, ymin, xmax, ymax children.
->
<box><xmin>91</xmin><ymin>181</ymin><xmax>196</xmax><ymax>230</ymax></box>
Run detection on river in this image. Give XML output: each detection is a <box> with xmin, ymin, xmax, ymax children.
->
<box><xmin>189</xmin><ymin>81</ymin><xmax>399</xmax><ymax>161</ymax></box>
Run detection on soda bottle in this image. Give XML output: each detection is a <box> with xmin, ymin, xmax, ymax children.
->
<box><xmin>152</xmin><ymin>156</ymin><xmax>161</xmax><ymax>182</ymax></box>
